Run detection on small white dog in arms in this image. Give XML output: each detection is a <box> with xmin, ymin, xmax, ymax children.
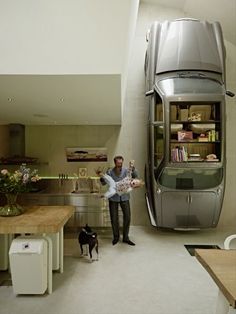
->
<box><xmin>95</xmin><ymin>161</ymin><xmax>144</xmax><ymax>199</ymax></box>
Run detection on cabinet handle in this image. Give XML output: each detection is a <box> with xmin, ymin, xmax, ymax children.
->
<box><xmin>186</xmin><ymin>195</ymin><xmax>192</xmax><ymax>203</ymax></box>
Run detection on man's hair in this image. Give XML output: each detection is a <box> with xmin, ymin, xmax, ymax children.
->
<box><xmin>114</xmin><ymin>155</ymin><xmax>124</xmax><ymax>163</ymax></box>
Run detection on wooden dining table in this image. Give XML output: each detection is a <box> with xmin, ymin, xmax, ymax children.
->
<box><xmin>0</xmin><ymin>205</ymin><xmax>75</xmax><ymax>294</ymax></box>
<box><xmin>195</xmin><ymin>249</ymin><xmax>236</xmax><ymax>313</ymax></box>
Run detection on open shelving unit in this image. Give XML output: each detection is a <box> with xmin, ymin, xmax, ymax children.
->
<box><xmin>169</xmin><ymin>102</ymin><xmax>221</xmax><ymax>163</ymax></box>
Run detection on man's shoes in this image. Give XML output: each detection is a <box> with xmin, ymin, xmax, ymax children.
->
<box><xmin>112</xmin><ymin>239</ymin><xmax>119</xmax><ymax>245</ymax></box>
<box><xmin>123</xmin><ymin>240</ymin><xmax>135</xmax><ymax>246</ymax></box>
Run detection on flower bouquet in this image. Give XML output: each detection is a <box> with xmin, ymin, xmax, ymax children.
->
<box><xmin>0</xmin><ymin>165</ymin><xmax>40</xmax><ymax>216</ymax></box>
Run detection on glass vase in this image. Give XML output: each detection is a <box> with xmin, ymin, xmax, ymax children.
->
<box><xmin>0</xmin><ymin>193</ymin><xmax>25</xmax><ymax>217</ymax></box>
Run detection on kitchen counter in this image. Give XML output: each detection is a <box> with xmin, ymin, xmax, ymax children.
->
<box><xmin>0</xmin><ymin>205</ymin><xmax>75</xmax><ymax>234</ymax></box>
<box><xmin>0</xmin><ymin>205</ymin><xmax>75</xmax><ymax>294</ymax></box>
<box><xmin>16</xmin><ymin>191</ymin><xmax>109</xmax><ymax>228</ymax></box>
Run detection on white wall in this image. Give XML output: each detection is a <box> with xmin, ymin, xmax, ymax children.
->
<box><xmin>0</xmin><ymin>0</ymin><xmax>140</xmax><ymax>121</ymax></box>
<box><xmin>25</xmin><ymin>125</ymin><xmax>120</xmax><ymax>177</ymax></box>
<box><xmin>0</xmin><ymin>0</ymin><xmax>138</xmax><ymax>75</ymax></box>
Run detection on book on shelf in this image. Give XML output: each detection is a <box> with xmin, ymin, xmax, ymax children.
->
<box><xmin>198</xmin><ymin>137</ymin><xmax>208</xmax><ymax>142</ymax></box>
<box><xmin>205</xmin><ymin>158</ymin><xmax>219</xmax><ymax>162</ymax></box>
<box><xmin>171</xmin><ymin>146</ymin><xmax>188</xmax><ymax>162</ymax></box>
<box><xmin>189</xmin><ymin>153</ymin><xmax>200</xmax><ymax>158</ymax></box>
<box><xmin>188</xmin><ymin>153</ymin><xmax>203</xmax><ymax>162</ymax></box>
<box><xmin>188</xmin><ymin>158</ymin><xmax>204</xmax><ymax>161</ymax></box>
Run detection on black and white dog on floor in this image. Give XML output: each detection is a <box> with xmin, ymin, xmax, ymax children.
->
<box><xmin>78</xmin><ymin>224</ymin><xmax>99</xmax><ymax>261</ymax></box>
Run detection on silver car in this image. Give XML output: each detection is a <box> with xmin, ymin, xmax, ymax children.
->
<box><xmin>145</xmin><ymin>18</ymin><xmax>234</xmax><ymax>229</ymax></box>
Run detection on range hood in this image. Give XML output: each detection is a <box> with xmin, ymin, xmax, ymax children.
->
<box><xmin>0</xmin><ymin>124</ymin><xmax>38</xmax><ymax>164</ymax></box>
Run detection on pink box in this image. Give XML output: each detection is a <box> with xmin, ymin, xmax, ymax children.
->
<box><xmin>178</xmin><ymin>131</ymin><xmax>193</xmax><ymax>141</ymax></box>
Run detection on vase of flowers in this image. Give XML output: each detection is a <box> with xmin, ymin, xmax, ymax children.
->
<box><xmin>0</xmin><ymin>165</ymin><xmax>40</xmax><ymax>217</ymax></box>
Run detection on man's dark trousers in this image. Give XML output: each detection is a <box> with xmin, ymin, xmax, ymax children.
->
<box><xmin>109</xmin><ymin>200</ymin><xmax>131</xmax><ymax>241</ymax></box>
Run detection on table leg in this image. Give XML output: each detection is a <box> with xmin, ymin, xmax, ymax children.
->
<box><xmin>59</xmin><ymin>227</ymin><xmax>64</xmax><ymax>273</ymax></box>
<box><xmin>43</xmin><ymin>235</ymin><xmax>52</xmax><ymax>294</ymax></box>
<box><xmin>216</xmin><ymin>290</ymin><xmax>231</xmax><ymax>314</ymax></box>
<box><xmin>8</xmin><ymin>234</ymin><xmax>14</xmax><ymax>273</ymax></box>
<box><xmin>0</xmin><ymin>234</ymin><xmax>9</xmax><ymax>271</ymax></box>
<box><xmin>0</xmin><ymin>234</ymin><xmax>14</xmax><ymax>271</ymax></box>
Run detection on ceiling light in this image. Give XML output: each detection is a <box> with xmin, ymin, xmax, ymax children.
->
<box><xmin>33</xmin><ymin>114</ymin><xmax>49</xmax><ymax>118</ymax></box>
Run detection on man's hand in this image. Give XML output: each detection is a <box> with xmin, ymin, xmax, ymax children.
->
<box><xmin>129</xmin><ymin>160</ymin><xmax>135</xmax><ymax>168</ymax></box>
<box><xmin>95</xmin><ymin>167</ymin><xmax>104</xmax><ymax>176</ymax></box>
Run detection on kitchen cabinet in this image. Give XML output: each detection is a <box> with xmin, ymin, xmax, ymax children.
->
<box><xmin>21</xmin><ymin>195</ymin><xmax>64</xmax><ymax>206</ymax></box>
<box><xmin>161</xmin><ymin>191</ymin><xmax>216</xmax><ymax>228</ymax></box>
<box><xmin>64</xmin><ymin>195</ymin><xmax>108</xmax><ymax>228</ymax></box>
<box><xmin>20</xmin><ymin>193</ymin><xmax>109</xmax><ymax>228</ymax></box>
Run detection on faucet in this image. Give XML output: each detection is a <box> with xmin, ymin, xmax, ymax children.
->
<box><xmin>73</xmin><ymin>173</ymin><xmax>79</xmax><ymax>192</ymax></box>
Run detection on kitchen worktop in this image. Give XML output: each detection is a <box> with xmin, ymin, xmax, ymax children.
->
<box><xmin>0</xmin><ymin>205</ymin><xmax>75</xmax><ymax>234</ymax></box>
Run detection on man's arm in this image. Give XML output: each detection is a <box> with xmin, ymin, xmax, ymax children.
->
<box><xmin>128</xmin><ymin>160</ymin><xmax>138</xmax><ymax>179</ymax></box>
<box><xmin>131</xmin><ymin>167</ymin><xmax>138</xmax><ymax>179</ymax></box>
<box><xmin>100</xmin><ymin>169</ymin><xmax>111</xmax><ymax>185</ymax></box>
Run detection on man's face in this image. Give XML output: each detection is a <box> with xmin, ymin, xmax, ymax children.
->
<box><xmin>115</xmin><ymin>158</ymin><xmax>123</xmax><ymax>169</ymax></box>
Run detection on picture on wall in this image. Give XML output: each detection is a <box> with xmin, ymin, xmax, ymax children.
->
<box><xmin>78</xmin><ymin>168</ymin><xmax>87</xmax><ymax>178</ymax></box>
<box><xmin>65</xmin><ymin>147</ymin><xmax>108</xmax><ymax>162</ymax></box>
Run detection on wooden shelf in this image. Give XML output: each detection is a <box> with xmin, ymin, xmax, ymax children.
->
<box><xmin>170</xmin><ymin>120</ymin><xmax>220</xmax><ymax>124</ymax></box>
<box><xmin>0</xmin><ymin>161</ymin><xmax>49</xmax><ymax>166</ymax></box>
<box><xmin>170</xmin><ymin>140</ymin><xmax>220</xmax><ymax>144</ymax></box>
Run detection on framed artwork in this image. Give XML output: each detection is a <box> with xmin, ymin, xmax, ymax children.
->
<box><xmin>66</xmin><ymin>147</ymin><xmax>108</xmax><ymax>162</ymax></box>
<box><xmin>78</xmin><ymin>168</ymin><xmax>87</xmax><ymax>178</ymax></box>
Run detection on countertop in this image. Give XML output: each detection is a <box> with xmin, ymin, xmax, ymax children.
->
<box><xmin>0</xmin><ymin>205</ymin><xmax>75</xmax><ymax>234</ymax></box>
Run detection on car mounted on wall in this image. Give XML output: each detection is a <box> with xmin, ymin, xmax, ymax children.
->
<box><xmin>144</xmin><ymin>18</ymin><xmax>234</xmax><ymax>230</ymax></box>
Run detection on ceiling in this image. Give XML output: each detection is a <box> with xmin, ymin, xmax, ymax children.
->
<box><xmin>0</xmin><ymin>75</ymin><xmax>121</xmax><ymax>125</ymax></box>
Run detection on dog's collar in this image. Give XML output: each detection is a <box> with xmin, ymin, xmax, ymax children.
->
<box><xmin>82</xmin><ymin>228</ymin><xmax>96</xmax><ymax>236</ymax></box>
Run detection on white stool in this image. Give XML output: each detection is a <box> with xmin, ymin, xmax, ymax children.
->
<box><xmin>224</xmin><ymin>235</ymin><xmax>236</xmax><ymax>250</ymax></box>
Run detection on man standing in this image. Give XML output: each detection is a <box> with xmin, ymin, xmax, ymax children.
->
<box><xmin>101</xmin><ymin>155</ymin><xmax>138</xmax><ymax>246</ymax></box>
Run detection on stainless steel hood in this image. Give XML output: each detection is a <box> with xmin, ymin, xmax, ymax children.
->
<box><xmin>9</xmin><ymin>124</ymin><xmax>25</xmax><ymax>157</ymax></box>
<box><xmin>0</xmin><ymin>124</ymin><xmax>37</xmax><ymax>164</ymax></box>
